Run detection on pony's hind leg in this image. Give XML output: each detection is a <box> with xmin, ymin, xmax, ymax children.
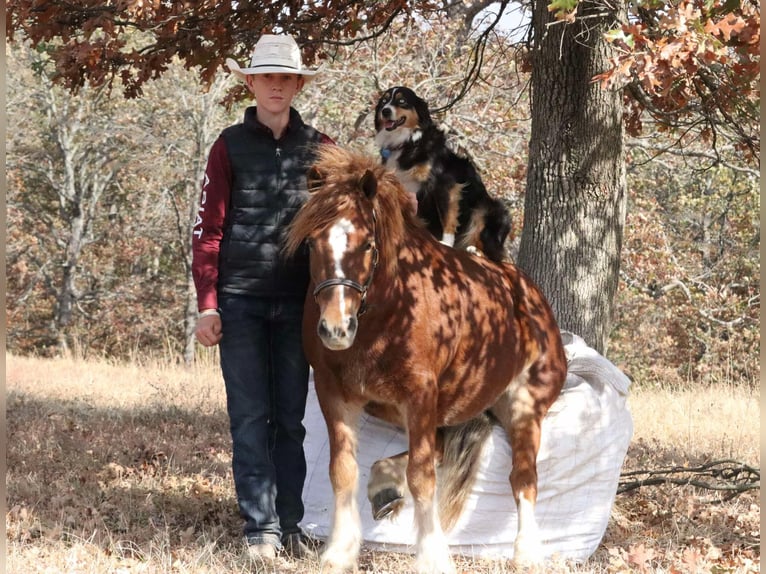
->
<box><xmin>367</xmin><ymin>416</ymin><xmax>492</xmax><ymax>533</ymax></box>
<box><xmin>490</xmin><ymin>376</ymin><xmax>546</xmax><ymax>566</ymax></box>
<box><xmin>320</xmin><ymin>399</ymin><xmax>364</xmax><ymax>573</ymax></box>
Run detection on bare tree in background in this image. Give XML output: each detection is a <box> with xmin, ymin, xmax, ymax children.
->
<box><xmin>132</xmin><ymin>69</ymin><xmax>234</xmax><ymax>364</ymax></box>
<box><xmin>7</xmin><ymin>43</ymin><xmax>127</xmax><ymax>353</ymax></box>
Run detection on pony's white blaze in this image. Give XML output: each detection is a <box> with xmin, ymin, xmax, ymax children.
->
<box><xmin>328</xmin><ymin>218</ymin><xmax>355</xmax><ymax>316</ymax></box>
<box><xmin>329</xmin><ymin>218</ymin><xmax>354</xmax><ymax>275</ymax></box>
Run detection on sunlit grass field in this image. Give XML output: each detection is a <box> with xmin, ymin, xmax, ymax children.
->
<box><xmin>6</xmin><ymin>353</ymin><xmax>760</xmax><ymax>573</ymax></box>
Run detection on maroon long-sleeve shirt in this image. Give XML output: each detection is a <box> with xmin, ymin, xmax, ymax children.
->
<box><xmin>192</xmin><ymin>137</ymin><xmax>231</xmax><ymax>312</ymax></box>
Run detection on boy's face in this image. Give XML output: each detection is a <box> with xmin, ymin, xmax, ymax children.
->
<box><xmin>246</xmin><ymin>73</ymin><xmax>304</xmax><ymax>115</ymax></box>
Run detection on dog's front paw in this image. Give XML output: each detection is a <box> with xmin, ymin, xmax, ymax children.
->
<box><xmin>465</xmin><ymin>245</ymin><xmax>483</xmax><ymax>257</ymax></box>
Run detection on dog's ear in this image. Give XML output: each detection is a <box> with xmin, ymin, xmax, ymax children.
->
<box><xmin>373</xmin><ymin>88</ymin><xmax>393</xmax><ymax>131</ymax></box>
<box><xmin>414</xmin><ymin>94</ymin><xmax>432</xmax><ymax>127</ymax></box>
<box><xmin>307</xmin><ymin>166</ymin><xmax>324</xmax><ymax>193</ymax></box>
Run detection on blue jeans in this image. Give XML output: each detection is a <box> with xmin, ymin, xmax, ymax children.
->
<box><xmin>218</xmin><ymin>294</ymin><xmax>310</xmax><ymax>548</ymax></box>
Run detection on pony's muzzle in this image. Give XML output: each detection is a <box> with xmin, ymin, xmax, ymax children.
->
<box><xmin>318</xmin><ymin>315</ymin><xmax>358</xmax><ymax>350</ymax></box>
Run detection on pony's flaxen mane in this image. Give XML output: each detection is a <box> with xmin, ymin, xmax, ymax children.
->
<box><xmin>284</xmin><ymin>145</ymin><xmax>423</xmax><ymax>277</ymax></box>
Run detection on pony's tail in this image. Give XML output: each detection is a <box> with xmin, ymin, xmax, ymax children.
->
<box><xmin>437</xmin><ymin>412</ymin><xmax>495</xmax><ymax>531</ymax></box>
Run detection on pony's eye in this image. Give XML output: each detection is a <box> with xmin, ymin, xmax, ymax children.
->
<box><xmin>364</xmin><ymin>241</ymin><xmax>374</xmax><ymax>251</ymax></box>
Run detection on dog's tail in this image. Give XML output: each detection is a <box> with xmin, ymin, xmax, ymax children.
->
<box><xmin>437</xmin><ymin>412</ymin><xmax>495</xmax><ymax>531</ymax></box>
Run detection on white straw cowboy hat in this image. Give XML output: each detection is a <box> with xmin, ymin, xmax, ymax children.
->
<box><xmin>226</xmin><ymin>34</ymin><xmax>319</xmax><ymax>84</ymax></box>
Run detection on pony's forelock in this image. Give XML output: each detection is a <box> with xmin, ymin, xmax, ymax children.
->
<box><xmin>285</xmin><ymin>146</ymin><xmax>418</xmax><ymax>277</ymax></box>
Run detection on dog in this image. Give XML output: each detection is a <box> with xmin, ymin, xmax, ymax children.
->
<box><xmin>374</xmin><ymin>86</ymin><xmax>511</xmax><ymax>263</ymax></box>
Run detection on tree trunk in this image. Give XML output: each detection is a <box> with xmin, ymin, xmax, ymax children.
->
<box><xmin>183</xmin><ymin>179</ymin><xmax>200</xmax><ymax>366</ymax></box>
<box><xmin>55</xmin><ymin>210</ymin><xmax>85</xmax><ymax>353</ymax></box>
<box><xmin>518</xmin><ymin>1</ymin><xmax>627</xmax><ymax>355</ymax></box>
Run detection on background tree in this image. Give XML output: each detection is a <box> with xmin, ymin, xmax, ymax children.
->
<box><xmin>7</xmin><ymin>41</ymin><xmax>132</xmax><ymax>354</ymax></box>
<box><xmin>130</xmin><ymin>68</ymin><xmax>234</xmax><ymax>364</ymax></box>
<box><xmin>596</xmin><ymin>0</ymin><xmax>760</xmax><ymax>164</ymax></box>
<box><xmin>517</xmin><ymin>1</ymin><xmax>627</xmax><ymax>352</ymax></box>
<box><xmin>613</xmin><ymin>147</ymin><xmax>759</xmax><ymax>386</ymax></box>
<box><xmin>6</xmin><ymin>38</ymin><xmax>236</xmax><ymax>359</ymax></box>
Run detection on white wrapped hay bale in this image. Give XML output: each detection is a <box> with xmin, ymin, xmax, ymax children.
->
<box><xmin>301</xmin><ymin>331</ymin><xmax>633</xmax><ymax>562</ymax></box>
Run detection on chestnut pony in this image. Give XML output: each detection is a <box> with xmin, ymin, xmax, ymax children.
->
<box><xmin>284</xmin><ymin>146</ymin><xmax>567</xmax><ymax>574</ymax></box>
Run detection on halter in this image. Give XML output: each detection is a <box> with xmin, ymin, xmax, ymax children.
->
<box><xmin>312</xmin><ymin>209</ymin><xmax>379</xmax><ymax>317</ymax></box>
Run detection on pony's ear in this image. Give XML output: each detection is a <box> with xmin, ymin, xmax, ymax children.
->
<box><xmin>359</xmin><ymin>170</ymin><xmax>377</xmax><ymax>199</ymax></box>
<box><xmin>307</xmin><ymin>166</ymin><xmax>324</xmax><ymax>193</ymax></box>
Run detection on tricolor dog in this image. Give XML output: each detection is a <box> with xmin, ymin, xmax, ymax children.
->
<box><xmin>374</xmin><ymin>86</ymin><xmax>511</xmax><ymax>262</ymax></box>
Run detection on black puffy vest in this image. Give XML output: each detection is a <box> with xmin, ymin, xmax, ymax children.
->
<box><xmin>218</xmin><ymin>107</ymin><xmax>322</xmax><ymax>298</ymax></box>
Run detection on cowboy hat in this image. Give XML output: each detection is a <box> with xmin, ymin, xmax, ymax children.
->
<box><xmin>226</xmin><ymin>34</ymin><xmax>319</xmax><ymax>84</ymax></box>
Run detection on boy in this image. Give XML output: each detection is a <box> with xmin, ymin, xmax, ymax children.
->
<box><xmin>192</xmin><ymin>34</ymin><xmax>333</xmax><ymax>561</ymax></box>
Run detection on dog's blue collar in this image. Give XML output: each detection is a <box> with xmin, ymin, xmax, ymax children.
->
<box><xmin>380</xmin><ymin>144</ymin><xmax>404</xmax><ymax>161</ymax></box>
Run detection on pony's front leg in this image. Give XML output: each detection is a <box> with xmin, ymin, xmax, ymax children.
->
<box><xmin>367</xmin><ymin>430</ymin><xmax>448</xmax><ymax>521</ymax></box>
<box><xmin>406</xmin><ymin>408</ymin><xmax>455</xmax><ymax>574</ymax></box>
<box><xmin>321</xmin><ymin>401</ymin><xmax>363</xmax><ymax>573</ymax></box>
<box><xmin>364</xmin><ymin>401</ymin><xmax>409</xmax><ymax>520</ymax></box>
<box><xmin>368</xmin><ymin>451</ymin><xmax>408</xmax><ymax>520</ymax></box>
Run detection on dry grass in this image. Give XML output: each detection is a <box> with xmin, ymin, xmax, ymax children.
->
<box><xmin>628</xmin><ymin>382</ymin><xmax>760</xmax><ymax>464</ymax></box>
<box><xmin>6</xmin><ymin>353</ymin><xmax>761</xmax><ymax>573</ymax></box>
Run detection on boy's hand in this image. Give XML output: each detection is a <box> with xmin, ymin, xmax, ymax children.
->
<box><xmin>195</xmin><ymin>314</ymin><xmax>222</xmax><ymax>347</ymax></box>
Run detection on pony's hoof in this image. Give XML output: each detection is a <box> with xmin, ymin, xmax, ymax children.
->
<box><xmin>513</xmin><ymin>536</ymin><xmax>544</xmax><ymax>567</ymax></box>
<box><xmin>415</xmin><ymin>553</ymin><xmax>456</xmax><ymax>574</ymax></box>
<box><xmin>320</xmin><ymin>547</ymin><xmax>357</xmax><ymax>574</ymax></box>
<box><xmin>370</xmin><ymin>487</ymin><xmax>404</xmax><ymax>520</ymax></box>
